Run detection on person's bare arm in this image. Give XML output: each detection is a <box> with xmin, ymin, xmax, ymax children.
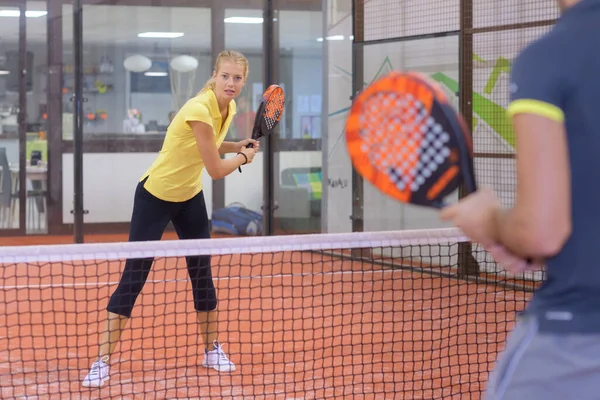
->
<box><xmin>190</xmin><ymin>121</ymin><xmax>253</xmax><ymax>180</ymax></box>
<box><xmin>219</xmin><ymin>141</ymin><xmax>238</xmax><ymax>155</ymax></box>
<box><xmin>492</xmin><ymin>111</ymin><xmax>571</xmax><ymax>258</ymax></box>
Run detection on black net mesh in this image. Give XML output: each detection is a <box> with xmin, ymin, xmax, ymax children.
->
<box><xmin>0</xmin><ymin>230</ymin><xmax>537</xmax><ymax>399</ymax></box>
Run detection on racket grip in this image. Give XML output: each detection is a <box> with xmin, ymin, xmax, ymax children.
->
<box><xmin>246</xmin><ymin>142</ymin><xmax>254</xmax><ymax>149</ymax></box>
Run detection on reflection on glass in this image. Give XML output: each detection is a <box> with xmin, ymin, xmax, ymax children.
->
<box><xmin>59</xmin><ymin>3</ymin><xmax>212</xmax><ymax>228</ymax></box>
<box><xmin>0</xmin><ymin>7</ymin><xmax>21</xmax><ymax>230</ymax></box>
<box><xmin>61</xmin><ymin>5</ymin><xmax>212</xmax><ymax>137</ymax></box>
<box><xmin>274</xmin><ymin>8</ymin><xmax>324</xmax><ymax>235</ymax></box>
<box><xmin>0</xmin><ymin>2</ymin><xmax>49</xmax><ymax>233</ymax></box>
<box><xmin>222</xmin><ymin>7</ymin><xmax>265</xmax><ymax>221</ymax></box>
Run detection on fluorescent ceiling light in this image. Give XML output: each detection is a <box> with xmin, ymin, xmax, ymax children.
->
<box><xmin>0</xmin><ymin>10</ymin><xmax>47</xmax><ymax>18</ymax></box>
<box><xmin>224</xmin><ymin>17</ymin><xmax>263</xmax><ymax>24</ymax></box>
<box><xmin>138</xmin><ymin>32</ymin><xmax>184</xmax><ymax>39</ymax></box>
<box><xmin>144</xmin><ymin>72</ymin><xmax>168</xmax><ymax>77</ymax></box>
<box><xmin>0</xmin><ymin>70</ymin><xmax>9</xmax><ymax>75</ymax></box>
<box><xmin>316</xmin><ymin>35</ymin><xmax>345</xmax><ymax>42</ymax></box>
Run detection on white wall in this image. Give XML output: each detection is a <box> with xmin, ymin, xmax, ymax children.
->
<box><xmin>61</xmin><ymin>150</ymin><xmax>322</xmax><ymax>224</ymax></box>
<box><xmin>62</xmin><ymin>153</ymin><xmax>213</xmax><ymax>224</ymax></box>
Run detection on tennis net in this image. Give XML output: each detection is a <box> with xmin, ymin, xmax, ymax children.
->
<box><xmin>0</xmin><ymin>228</ymin><xmax>539</xmax><ymax>399</ymax></box>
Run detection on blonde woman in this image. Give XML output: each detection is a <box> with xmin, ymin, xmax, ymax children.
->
<box><xmin>83</xmin><ymin>50</ymin><xmax>257</xmax><ymax>388</ymax></box>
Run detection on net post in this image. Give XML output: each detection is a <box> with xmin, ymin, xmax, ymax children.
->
<box><xmin>457</xmin><ymin>0</ymin><xmax>479</xmax><ymax>277</ymax></box>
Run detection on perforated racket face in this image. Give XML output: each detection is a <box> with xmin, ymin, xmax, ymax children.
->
<box><xmin>346</xmin><ymin>71</ymin><xmax>474</xmax><ymax>208</ymax></box>
<box><xmin>261</xmin><ymin>85</ymin><xmax>285</xmax><ymax>132</ymax></box>
<box><xmin>250</xmin><ymin>85</ymin><xmax>285</xmax><ymax>141</ymax></box>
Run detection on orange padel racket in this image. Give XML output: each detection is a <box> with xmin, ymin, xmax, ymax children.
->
<box><xmin>345</xmin><ymin>71</ymin><xmax>476</xmax><ymax>209</ymax></box>
<box><xmin>249</xmin><ymin>84</ymin><xmax>285</xmax><ymax>145</ymax></box>
<box><xmin>239</xmin><ymin>84</ymin><xmax>285</xmax><ymax>172</ymax></box>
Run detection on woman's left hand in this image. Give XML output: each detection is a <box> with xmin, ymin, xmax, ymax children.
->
<box><xmin>236</xmin><ymin>138</ymin><xmax>259</xmax><ymax>152</ymax></box>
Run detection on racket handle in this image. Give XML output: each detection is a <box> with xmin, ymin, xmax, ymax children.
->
<box><xmin>246</xmin><ymin>142</ymin><xmax>254</xmax><ymax>149</ymax></box>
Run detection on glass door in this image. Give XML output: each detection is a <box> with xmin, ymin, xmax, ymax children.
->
<box><xmin>0</xmin><ymin>1</ymin><xmax>26</xmax><ymax>235</ymax></box>
<box><xmin>59</xmin><ymin>1</ymin><xmax>211</xmax><ymax>240</ymax></box>
<box><xmin>0</xmin><ymin>0</ymin><xmax>49</xmax><ymax>236</ymax></box>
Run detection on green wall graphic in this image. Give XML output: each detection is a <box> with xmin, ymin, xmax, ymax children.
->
<box><xmin>328</xmin><ymin>54</ymin><xmax>516</xmax><ymax>157</ymax></box>
<box><xmin>430</xmin><ymin>55</ymin><xmax>515</xmax><ymax>148</ymax></box>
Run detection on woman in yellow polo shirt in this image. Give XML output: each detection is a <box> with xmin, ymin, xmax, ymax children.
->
<box><xmin>83</xmin><ymin>50</ymin><xmax>257</xmax><ymax>388</ymax></box>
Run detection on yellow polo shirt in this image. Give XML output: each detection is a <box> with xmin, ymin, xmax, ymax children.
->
<box><xmin>141</xmin><ymin>89</ymin><xmax>236</xmax><ymax>202</ymax></box>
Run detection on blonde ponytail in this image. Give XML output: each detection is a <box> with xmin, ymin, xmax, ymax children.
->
<box><xmin>197</xmin><ymin>50</ymin><xmax>249</xmax><ymax>96</ymax></box>
<box><xmin>199</xmin><ymin>77</ymin><xmax>216</xmax><ymax>94</ymax></box>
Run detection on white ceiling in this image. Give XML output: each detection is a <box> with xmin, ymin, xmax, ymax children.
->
<box><xmin>0</xmin><ymin>2</ymin><xmax>327</xmax><ymax>51</ymax></box>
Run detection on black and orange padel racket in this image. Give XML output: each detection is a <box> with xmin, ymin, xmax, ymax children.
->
<box><xmin>345</xmin><ymin>71</ymin><xmax>476</xmax><ymax>209</ymax></box>
<box><xmin>239</xmin><ymin>84</ymin><xmax>285</xmax><ymax>172</ymax></box>
<box><xmin>249</xmin><ymin>84</ymin><xmax>285</xmax><ymax>144</ymax></box>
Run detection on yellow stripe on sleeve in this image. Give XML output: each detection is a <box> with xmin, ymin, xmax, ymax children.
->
<box><xmin>507</xmin><ymin>99</ymin><xmax>565</xmax><ymax>122</ymax></box>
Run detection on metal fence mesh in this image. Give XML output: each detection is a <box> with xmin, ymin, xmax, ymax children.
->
<box><xmin>361</xmin><ymin>0</ymin><xmax>459</xmax><ymax>42</ymax></box>
<box><xmin>474</xmin><ymin>0</ymin><xmax>559</xmax><ymax>29</ymax></box>
<box><xmin>470</xmin><ymin>0</ymin><xmax>558</xmax><ymax>207</ymax></box>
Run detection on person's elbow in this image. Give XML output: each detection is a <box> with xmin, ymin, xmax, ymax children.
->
<box><xmin>518</xmin><ymin>212</ymin><xmax>571</xmax><ymax>257</ymax></box>
<box><xmin>204</xmin><ymin>162</ymin><xmax>226</xmax><ymax>180</ymax></box>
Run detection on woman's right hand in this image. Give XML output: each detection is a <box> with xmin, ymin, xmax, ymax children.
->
<box><xmin>239</xmin><ymin>146</ymin><xmax>257</xmax><ymax>164</ymax></box>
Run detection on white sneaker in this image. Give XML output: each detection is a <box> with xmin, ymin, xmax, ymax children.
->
<box><xmin>82</xmin><ymin>356</ymin><xmax>110</xmax><ymax>387</ymax></box>
<box><xmin>202</xmin><ymin>340</ymin><xmax>236</xmax><ymax>372</ymax></box>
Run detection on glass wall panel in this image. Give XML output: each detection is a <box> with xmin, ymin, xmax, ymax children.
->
<box><xmin>361</xmin><ymin>36</ymin><xmax>459</xmax><ymax>231</ymax></box>
<box><xmin>0</xmin><ymin>1</ymin><xmax>49</xmax><ymax>234</ymax></box>
<box><xmin>222</xmin><ymin>7</ymin><xmax>265</xmax><ymax>224</ymax></box>
<box><xmin>273</xmin><ymin>1</ymin><xmax>325</xmax><ymax>234</ymax></box>
<box><xmin>61</xmin><ymin>2</ymin><xmax>212</xmax><ymax>230</ymax></box>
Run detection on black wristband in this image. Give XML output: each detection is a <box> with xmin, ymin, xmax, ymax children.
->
<box><xmin>237</xmin><ymin>151</ymin><xmax>248</xmax><ymax>173</ymax></box>
<box><xmin>237</xmin><ymin>151</ymin><xmax>248</xmax><ymax>165</ymax></box>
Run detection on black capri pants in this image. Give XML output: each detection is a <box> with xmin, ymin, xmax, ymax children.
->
<box><xmin>106</xmin><ymin>177</ymin><xmax>216</xmax><ymax>318</ymax></box>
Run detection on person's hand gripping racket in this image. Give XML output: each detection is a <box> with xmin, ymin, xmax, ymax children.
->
<box><xmin>238</xmin><ymin>84</ymin><xmax>285</xmax><ymax>172</ymax></box>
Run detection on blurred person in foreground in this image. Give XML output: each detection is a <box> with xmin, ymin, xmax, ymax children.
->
<box><xmin>441</xmin><ymin>0</ymin><xmax>600</xmax><ymax>399</ymax></box>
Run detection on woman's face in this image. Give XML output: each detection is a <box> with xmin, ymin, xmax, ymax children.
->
<box><xmin>213</xmin><ymin>60</ymin><xmax>246</xmax><ymax>103</ymax></box>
